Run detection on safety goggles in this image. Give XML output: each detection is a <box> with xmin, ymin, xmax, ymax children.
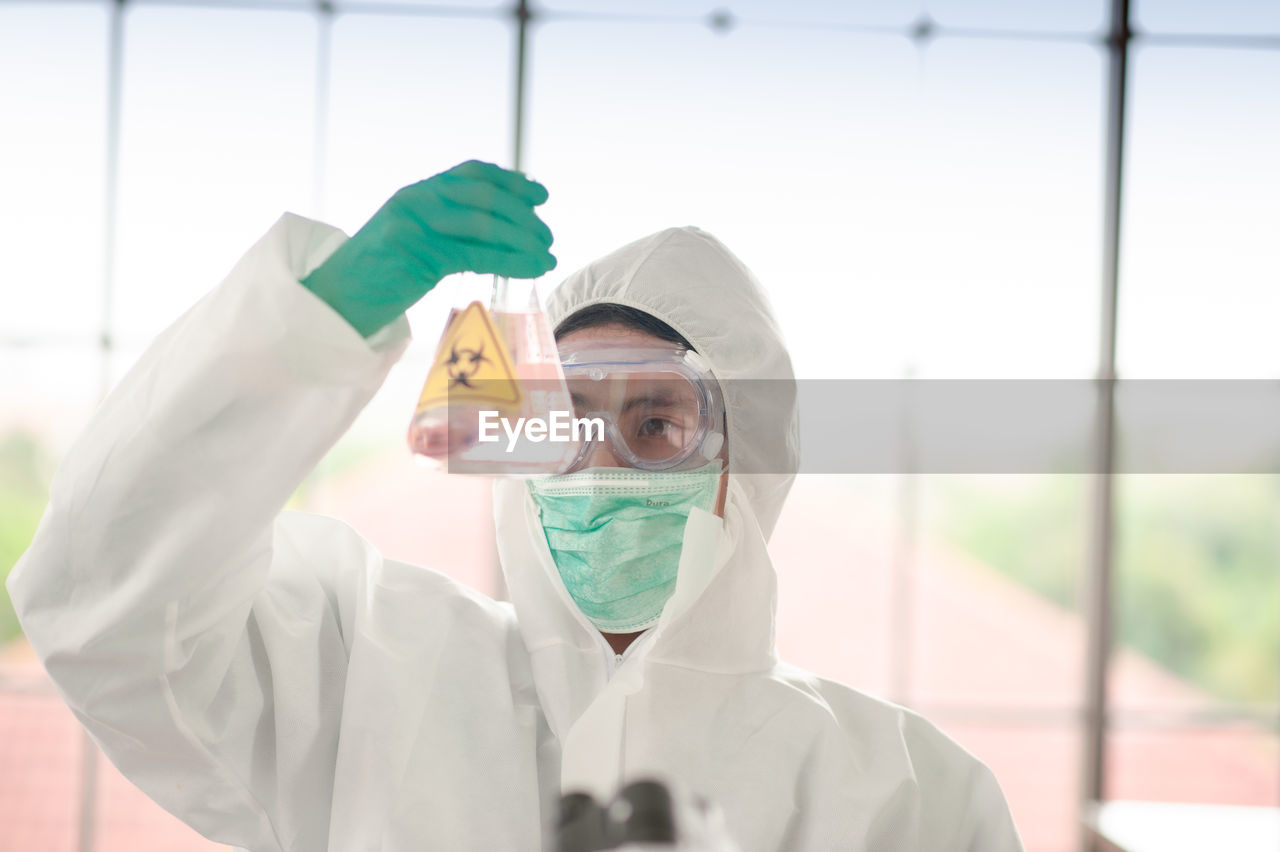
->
<box><xmin>557</xmin><ymin>341</ymin><xmax>726</xmax><ymax>473</ymax></box>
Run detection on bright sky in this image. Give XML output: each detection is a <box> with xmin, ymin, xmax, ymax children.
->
<box><xmin>0</xmin><ymin>0</ymin><xmax>1277</xmax><ymax>441</ymax></box>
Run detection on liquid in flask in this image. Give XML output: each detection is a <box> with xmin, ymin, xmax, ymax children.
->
<box><xmin>407</xmin><ymin>277</ymin><xmax>576</xmax><ymax>474</ymax></box>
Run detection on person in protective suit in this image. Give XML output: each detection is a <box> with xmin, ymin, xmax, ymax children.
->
<box><xmin>9</xmin><ymin>161</ymin><xmax>1024</xmax><ymax>851</ymax></box>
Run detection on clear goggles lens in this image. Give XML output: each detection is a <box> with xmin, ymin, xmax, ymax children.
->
<box><xmin>558</xmin><ymin>341</ymin><xmax>725</xmax><ymax>472</ymax></box>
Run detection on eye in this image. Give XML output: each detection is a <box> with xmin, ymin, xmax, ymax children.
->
<box><xmin>636</xmin><ymin>418</ymin><xmax>672</xmax><ymax>439</ymax></box>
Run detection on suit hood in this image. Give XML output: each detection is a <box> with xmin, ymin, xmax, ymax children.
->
<box><xmin>493</xmin><ymin>226</ymin><xmax>800</xmax><ymax>759</ymax></box>
<box><xmin>544</xmin><ymin>226</ymin><xmax>798</xmax><ymax>536</ymax></box>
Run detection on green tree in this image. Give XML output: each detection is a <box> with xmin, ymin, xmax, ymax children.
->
<box><xmin>939</xmin><ymin>475</ymin><xmax>1280</xmax><ymax>704</ymax></box>
<box><xmin>0</xmin><ymin>429</ymin><xmax>53</xmax><ymax>643</ymax></box>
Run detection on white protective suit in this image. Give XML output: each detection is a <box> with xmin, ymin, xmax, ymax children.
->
<box><xmin>10</xmin><ymin>214</ymin><xmax>1024</xmax><ymax>851</ymax></box>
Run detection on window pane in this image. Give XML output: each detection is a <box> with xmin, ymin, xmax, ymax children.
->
<box><xmin>532</xmin><ymin>22</ymin><xmax>1103</xmax><ymax>848</ymax></box>
<box><xmin>935</xmin><ymin>720</ymin><xmax>1083</xmax><ymax>852</ymax></box>
<box><xmin>1110</xmin><ymin>476</ymin><xmax>1279</xmax><ymax>709</ymax></box>
<box><xmin>0</xmin><ymin>346</ymin><xmax>102</xmax><ymax>457</ymax></box>
<box><xmin>530</xmin><ymin>23</ymin><xmax>1102</xmax><ymax>379</ymax></box>
<box><xmin>1104</xmin><ymin>475</ymin><xmax>1280</xmax><ymax>813</ymax></box>
<box><xmin>538</xmin><ymin>1</ymin><xmax>1105</xmax><ymax>32</ymax></box>
<box><xmin>134</xmin><ymin>0</ymin><xmax>316</xmax><ymax>6</ymax></box>
<box><xmin>1135</xmin><ymin>0</ymin><xmax>1280</xmax><ymax>35</ymax></box>
<box><xmin>0</xmin><ymin>3</ymin><xmax>107</xmax><ymax>340</ymax></box>
<box><xmin>929</xmin><ymin>0</ymin><xmax>1105</xmax><ymax>33</ymax></box>
<box><xmin>319</xmin><ymin>13</ymin><xmax>513</xmax><ymax>583</ymax></box>
<box><xmin>1108</xmin><ymin>39</ymin><xmax>1280</xmax><ymax>812</ymax></box>
<box><xmin>771</xmin><ymin>476</ymin><xmax>900</xmax><ymax>699</ymax></box>
<box><xmin>919</xmin><ymin>476</ymin><xmax>1090</xmax><ymax>707</ymax></box>
<box><xmin>1112</xmin><ymin>43</ymin><xmax>1280</xmax><ymax>816</ymax></box>
<box><xmin>538</xmin><ymin>1</ymin><xmax>918</xmax><ymax>27</ymax></box>
<box><xmin>1118</xmin><ymin>47</ymin><xmax>1280</xmax><ymax>378</ymax></box>
<box><xmin>323</xmin><ymin>15</ymin><xmax>511</xmax><ymax>233</ymax></box>
<box><xmin>1106</xmin><ymin>724</ymin><xmax>1280</xmax><ymax>806</ymax></box>
<box><xmin>0</xmin><ymin>685</ymin><xmax>82</xmax><ymax>852</ymax></box>
<box><xmin>340</xmin><ymin>0</ymin><xmax>505</xmax><ymax>9</ymax></box>
<box><xmin>113</xmin><ymin>6</ymin><xmax>318</xmax><ymax>346</ymax></box>
<box><xmin>908</xmin><ymin>37</ymin><xmax>1104</xmax><ymax>378</ymax></box>
<box><xmin>324</xmin><ymin>16</ymin><xmax>511</xmax><ymax>349</ymax></box>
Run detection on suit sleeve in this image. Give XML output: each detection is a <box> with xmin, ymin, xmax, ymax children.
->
<box><xmin>902</xmin><ymin>712</ymin><xmax>1026</xmax><ymax>852</ymax></box>
<box><xmin>962</xmin><ymin>760</ymin><xmax>1025</xmax><ymax>851</ymax></box>
<box><xmin>7</xmin><ymin>213</ymin><xmax>411</xmax><ymax>851</ymax></box>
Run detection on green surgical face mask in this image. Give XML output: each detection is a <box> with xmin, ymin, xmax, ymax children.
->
<box><xmin>526</xmin><ymin>462</ymin><xmax>723</xmax><ymax>633</ymax></box>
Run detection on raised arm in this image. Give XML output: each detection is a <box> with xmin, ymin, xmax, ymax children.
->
<box><xmin>7</xmin><ymin>162</ymin><xmax>554</xmax><ymax>850</ymax></box>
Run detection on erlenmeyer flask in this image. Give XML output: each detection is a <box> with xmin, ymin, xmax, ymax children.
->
<box><xmin>407</xmin><ymin>276</ymin><xmax>577</xmax><ymax>474</ymax></box>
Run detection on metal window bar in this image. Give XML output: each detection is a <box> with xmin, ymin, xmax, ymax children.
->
<box><xmin>75</xmin><ymin>0</ymin><xmax>131</xmax><ymax>847</ymax></box>
<box><xmin>1080</xmin><ymin>3</ymin><xmax>1129</xmax><ymax>849</ymax></box>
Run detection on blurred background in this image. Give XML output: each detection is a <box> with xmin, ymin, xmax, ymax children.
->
<box><xmin>1</xmin><ymin>1</ymin><xmax>1278</xmax><ymax>850</ymax></box>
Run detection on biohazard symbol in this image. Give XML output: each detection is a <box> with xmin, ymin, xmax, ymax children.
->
<box><xmin>444</xmin><ymin>342</ymin><xmax>491</xmax><ymax>389</ymax></box>
<box><xmin>414</xmin><ymin>301</ymin><xmax>524</xmax><ymax>415</ymax></box>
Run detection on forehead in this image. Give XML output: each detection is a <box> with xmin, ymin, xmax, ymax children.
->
<box><xmin>556</xmin><ymin>322</ymin><xmax>676</xmax><ymax>348</ymax></box>
<box><xmin>560</xmin><ymin>329</ymin><xmax>698</xmax><ymax>407</ymax></box>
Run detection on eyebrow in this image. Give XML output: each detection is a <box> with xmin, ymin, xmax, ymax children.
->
<box><xmin>622</xmin><ymin>390</ymin><xmax>683</xmax><ymax>414</ymax></box>
<box><xmin>570</xmin><ymin>389</ymin><xmax>687</xmax><ymax>413</ymax></box>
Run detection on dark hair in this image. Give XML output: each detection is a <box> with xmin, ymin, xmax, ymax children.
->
<box><xmin>557</xmin><ymin>302</ymin><xmax>728</xmax><ymax>448</ymax></box>
<box><xmin>554</xmin><ymin>304</ymin><xmax>694</xmax><ymax>349</ymax></box>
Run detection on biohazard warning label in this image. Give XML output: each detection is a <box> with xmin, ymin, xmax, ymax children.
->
<box><xmin>414</xmin><ymin>301</ymin><xmax>524</xmax><ymax>415</ymax></box>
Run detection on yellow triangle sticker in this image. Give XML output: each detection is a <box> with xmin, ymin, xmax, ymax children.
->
<box><xmin>415</xmin><ymin>301</ymin><xmax>524</xmax><ymax>415</ymax></box>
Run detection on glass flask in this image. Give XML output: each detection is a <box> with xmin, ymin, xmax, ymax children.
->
<box><xmin>407</xmin><ymin>276</ymin><xmax>577</xmax><ymax>474</ymax></box>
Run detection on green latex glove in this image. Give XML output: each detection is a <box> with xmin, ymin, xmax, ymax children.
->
<box><xmin>302</xmin><ymin>160</ymin><xmax>556</xmax><ymax>338</ymax></box>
